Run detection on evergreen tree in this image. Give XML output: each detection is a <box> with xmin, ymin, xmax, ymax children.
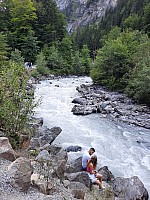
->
<box><xmin>58</xmin><ymin>36</ymin><xmax>74</xmax><ymax>73</ymax></box>
<box><xmin>9</xmin><ymin>0</ymin><xmax>38</xmax><ymax>61</ymax></box>
<box><xmin>42</xmin><ymin>45</ymin><xmax>64</xmax><ymax>74</ymax></box>
<box><xmin>0</xmin><ymin>0</ymin><xmax>12</xmax><ymax>32</ymax></box>
<box><xmin>0</xmin><ymin>33</ymin><xmax>9</xmax><ymax>66</ymax></box>
<box><xmin>143</xmin><ymin>2</ymin><xmax>150</xmax><ymax>36</ymax></box>
<box><xmin>33</xmin><ymin>0</ymin><xmax>66</xmax><ymax>47</ymax></box>
<box><xmin>36</xmin><ymin>51</ymin><xmax>49</xmax><ymax>76</ymax></box>
<box><xmin>10</xmin><ymin>49</ymin><xmax>24</xmax><ymax>66</ymax></box>
<box><xmin>71</xmin><ymin>51</ymin><xmax>83</xmax><ymax>75</ymax></box>
<box><xmin>80</xmin><ymin>45</ymin><xmax>91</xmax><ymax>75</ymax></box>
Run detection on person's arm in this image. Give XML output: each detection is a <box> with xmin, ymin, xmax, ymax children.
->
<box><xmin>89</xmin><ymin>163</ymin><xmax>95</xmax><ymax>174</ymax></box>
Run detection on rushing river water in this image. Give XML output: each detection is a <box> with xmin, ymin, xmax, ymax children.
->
<box><xmin>34</xmin><ymin>76</ymin><xmax>150</xmax><ymax>195</ymax></box>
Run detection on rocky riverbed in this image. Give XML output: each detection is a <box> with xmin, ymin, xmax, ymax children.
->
<box><xmin>0</xmin><ymin>117</ymin><xmax>149</xmax><ymax>200</ymax></box>
<box><xmin>71</xmin><ymin>84</ymin><xmax>150</xmax><ymax>129</ymax></box>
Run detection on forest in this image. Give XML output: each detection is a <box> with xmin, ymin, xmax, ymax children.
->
<box><xmin>0</xmin><ymin>0</ymin><xmax>91</xmax><ymax>76</ymax></box>
<box><xmin>0</xmin><ymin>0</ymin><xmax>150</xmax><ymax>146</ymax></box>
<box><xmin>73</xmin><ymin>0</ymin><xmax>150</xmax><ymax>105</ymax></box>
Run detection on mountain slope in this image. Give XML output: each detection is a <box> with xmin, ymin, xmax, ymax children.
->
<box><xmin>56</xmin><ymin>0</ymin><xmax>117</xmax><ymax>32</ymax></box>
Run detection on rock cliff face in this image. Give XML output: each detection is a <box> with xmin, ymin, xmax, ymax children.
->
<box><xmin>56</xmin><ymin>0</ymin><xmax>117</xmax><ymax>32</ymax></box>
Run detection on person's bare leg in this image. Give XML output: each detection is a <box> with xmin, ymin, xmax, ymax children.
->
<box><xmin>96</xmin><ymin>173</ymin><xmax>103</xmax><ymax>184</ymax></box>
<box><xmin>95</xmin><ymin>180</ymin><xmax>103</xmax><ymax>189</ymax></box>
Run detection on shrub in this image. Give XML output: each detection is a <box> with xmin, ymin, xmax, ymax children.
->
<box><xmin>0</xmin><ymin>62</ymin><xmax>38</xmax><ymax>148</ymax></box>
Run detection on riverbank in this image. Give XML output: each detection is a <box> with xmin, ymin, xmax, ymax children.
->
<box><xmin>71</xmin><ymin>83</ymin><xmax>150</xmax><ymax>129</ymax></box>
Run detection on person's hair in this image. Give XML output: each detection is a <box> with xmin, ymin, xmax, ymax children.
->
<box><xmin>87</xmin><ymin>155</ymin><xmax>97</xmax><ymax>168</ymax></box>
<box><xmin>90</xmin><ymin>147</ymin><xmax>95</xmax><ymax>152</ymax></box>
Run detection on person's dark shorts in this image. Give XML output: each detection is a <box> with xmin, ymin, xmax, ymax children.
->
<box><xmin>82</xmin><ymin>167</ymin><xmax>86</xmax><ymax>171</ymax></box>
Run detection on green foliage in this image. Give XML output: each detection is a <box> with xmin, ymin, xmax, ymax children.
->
<box><xmin>80</xmin><ymin>45</ymin><xmax>91</xmax><ymax>74</ymax></box>
<box><xmin>34</xmin><ymin>40</ymin><xmax>92</xmax><ymax>76</ymax></box>
<box><xmin>0</xmin><ymin>33</ymin><xmax>9</xmax><ymax>66</ymax></box>
<box><xmin>127</xmin><ymin>65</ymin><xmax>150</xmax><ymax>105</ymax></box>
<box><xmin>91</xmin><ymin>29</ymin><xmax>144</xmax><ymax>90</ymax></box>
<box><xmin>11</xmin><ymin>0</ymin><xmax>37</xmax><ymax>26</ymax></box>
<box><xmin>90</xmin><ymin>27</ymin><xmax>150</xmax><ymax>105</ymax></box>
<box><xmin>123</xmin><ymin>14</ymin><xmax>139</xmax><ymax>30</ymax></box>
<box><xmin>100</xmin><ymin>27</ymin><xmax>121</xmax><ymax>46</ymax></box>
<box><xmin>10</xmin><ymin>49</ymin><xmax>24</xmax><ymax>65</ymax></box>
<box><xmin>58</xmin><ymin>36</ymin><xmax>73</xmax><ymax>68</ymax></box>
<box><xmin>4</xmin><ymin>0</ymin><xmax>39</xmax><ymax>61</ymax></box>
<box><xmin>72</xmin><ymin>24</ymin><xmax>101</xmax><ymax>58</ymax></box>
<box><xmin>36</xmin><ymin>51</ymin><xmax>49</xmax><ymax>76</ymax></box>
<box><xmin>0</xmin><ymin>62</ymin><xmax>38</xmax><ymax>148</ymax></box>
<box><xmin>143</xmin><ymin>2</ymin><xmax>150</xmax><ymax>35</ymax></box>
<box><xmin>126</xmin><ymin>40</ymin><xmax>150</xmax><ymax>105</ymax></box>
<box><xmin>71</xmin><ymin>51</ymin><xmax>83</xmax><ymax>75</ymax></box>
<box><xmin>33</xmin><ymin>0</ymin><xmax>67</xmax><ymax>47</ymax></box>
<box><xmin>0</xmin><ymin>0</ymin><xmax>12</xmax><ymax>32</ymax></box>
<box><xmin>117</xmin><ymin>29</ymin><xmax>142</xmax><ymax>55</ymax></box>
<box><xmin>19</xmin><ymin>29</ymin><xmax>39</xmax><ymax>62</ymax></box>
<box><xmin>1</xmin><ymin>0</ymin><xmax>66</xmax><ymax>62</ymax></box>
<box><xmin>91</xmin><ymin>39</ymin><xmax>130</xmax><ymax>90</ymax></box>
<box><xmin>44</xmin><ymin>45</ymin><xmax>64</xmax><ymax>74</ymax></box>
<box><xmin>28</xmin><ymin>149</ymin><xmax>38</xmax><ymax>157</ymax></box>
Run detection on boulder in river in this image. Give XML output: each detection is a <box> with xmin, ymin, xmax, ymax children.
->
<box><xmin>65</xmin><ymin>145</ymin><xmax>82</xmax><ymax>152</ymax></box>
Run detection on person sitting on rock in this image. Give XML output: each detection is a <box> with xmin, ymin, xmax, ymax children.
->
<box><xmin>86</xmin><ymin>155</ymin><xmax>103</xmax><ymax>189</ymax></box>
<box><xmin>82</xmin><ymin>147</ymin><xmax>95</xmax><ymax>171</ymax></box>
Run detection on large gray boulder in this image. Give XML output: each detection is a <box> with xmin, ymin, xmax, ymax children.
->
<box><xmin>72</xmin><ymin>97</ymin><xmax>87</xmax><ymax>105</ymax></box>
<box><xmin>29</xmin><ymin>126</ymin><xmax>62</xmax><ymax>149</ymax></box>
<box><xmin>66</xmin><ymin>156</ymin><xmax>82</xmax><ymax>173</ymax></box>
<box><xmin>39</xmin><ymin>144</ymin><xmax>62</xmax><ymax>155</ymax></box>
<box><xmin>35</xmin><ymin>150</ymin><xmax>51</xmax><ymax>161</ymax></box>
<box><xmin>113</xmin><ymin>176</ymin><xmax>149</xmax><ymax>200</ymax></box>
<box><xmin>52</xmin><ymin>149</ymin><xmax>68</xmax><ymax>180</ymax></box>
<box><xmin>38</xmin><ymin>126</ymin><xmax>62</xmax><ymax>146</ymax></box>
<box><xmin>0</xmin><ymin>137</ymin><xmax>16</xmax><ymax>161</ymax></box>
<box><xmin>31</xmin><ymin>173</ymin><xmax>53</xmax><ymax>194</ymax></box>
<box><xmin>7</xmin><ymin>157</ymin><xmax>33</xmax><ymax>191</ymax></box>
<box><xmin>71</xmin><ymin>105</ymin><xmax>93</xmax><ymax>115</ymax></box>
<box><xmin>85</xmin><ymin>183</ymin><xmax>115</xmax><ymax>200</ymax></box>
<box><xmin>35</xmin><ymin>148</ymin><xmax>68</xmax><ymax>181</ymax></box>
<box><xmin>98</xmin><ymin>166</ymin><xmax>115</xmax><ymax>182</ymax></box>
<box><xmin>52</xmin><ymin>159</ymin><xmax>67</xmax><ymax>181</ymax></box>
<box><xmin>65</xmin><ymin>171</ymin><xmax>91</xmax><ymax>188</ymax></box>
<box><xmin>67</xmin><ymin>181</ymin><xmax>89</xmax><ymax>199</ymax></box>
<box><xmin>29</xmin><ymin>137</ymin><xmax>40</xmax><ymax>150</ymax></box>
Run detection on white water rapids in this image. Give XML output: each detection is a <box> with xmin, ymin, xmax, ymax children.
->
<box><xmin>34</xmin><ymin>76</ymin><xmax>150</xmax><ymax>195</ymax></box>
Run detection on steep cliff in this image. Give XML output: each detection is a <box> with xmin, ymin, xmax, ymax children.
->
<box><xmin>56</xmin><ymin>0</ymin><xmax>117</xmax><ymax>32</ymax></box>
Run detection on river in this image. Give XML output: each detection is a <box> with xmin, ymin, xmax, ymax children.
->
<box><xmin>34</xmin><ymin>76</ymin><xmax>150</xmax><ymax>195</ymax></box>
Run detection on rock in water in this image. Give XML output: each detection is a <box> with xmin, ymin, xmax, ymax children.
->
<box><xmin>65</xmin><ymin>145</ymin><xmax>82</xmax><ymax>152</ymax></box>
